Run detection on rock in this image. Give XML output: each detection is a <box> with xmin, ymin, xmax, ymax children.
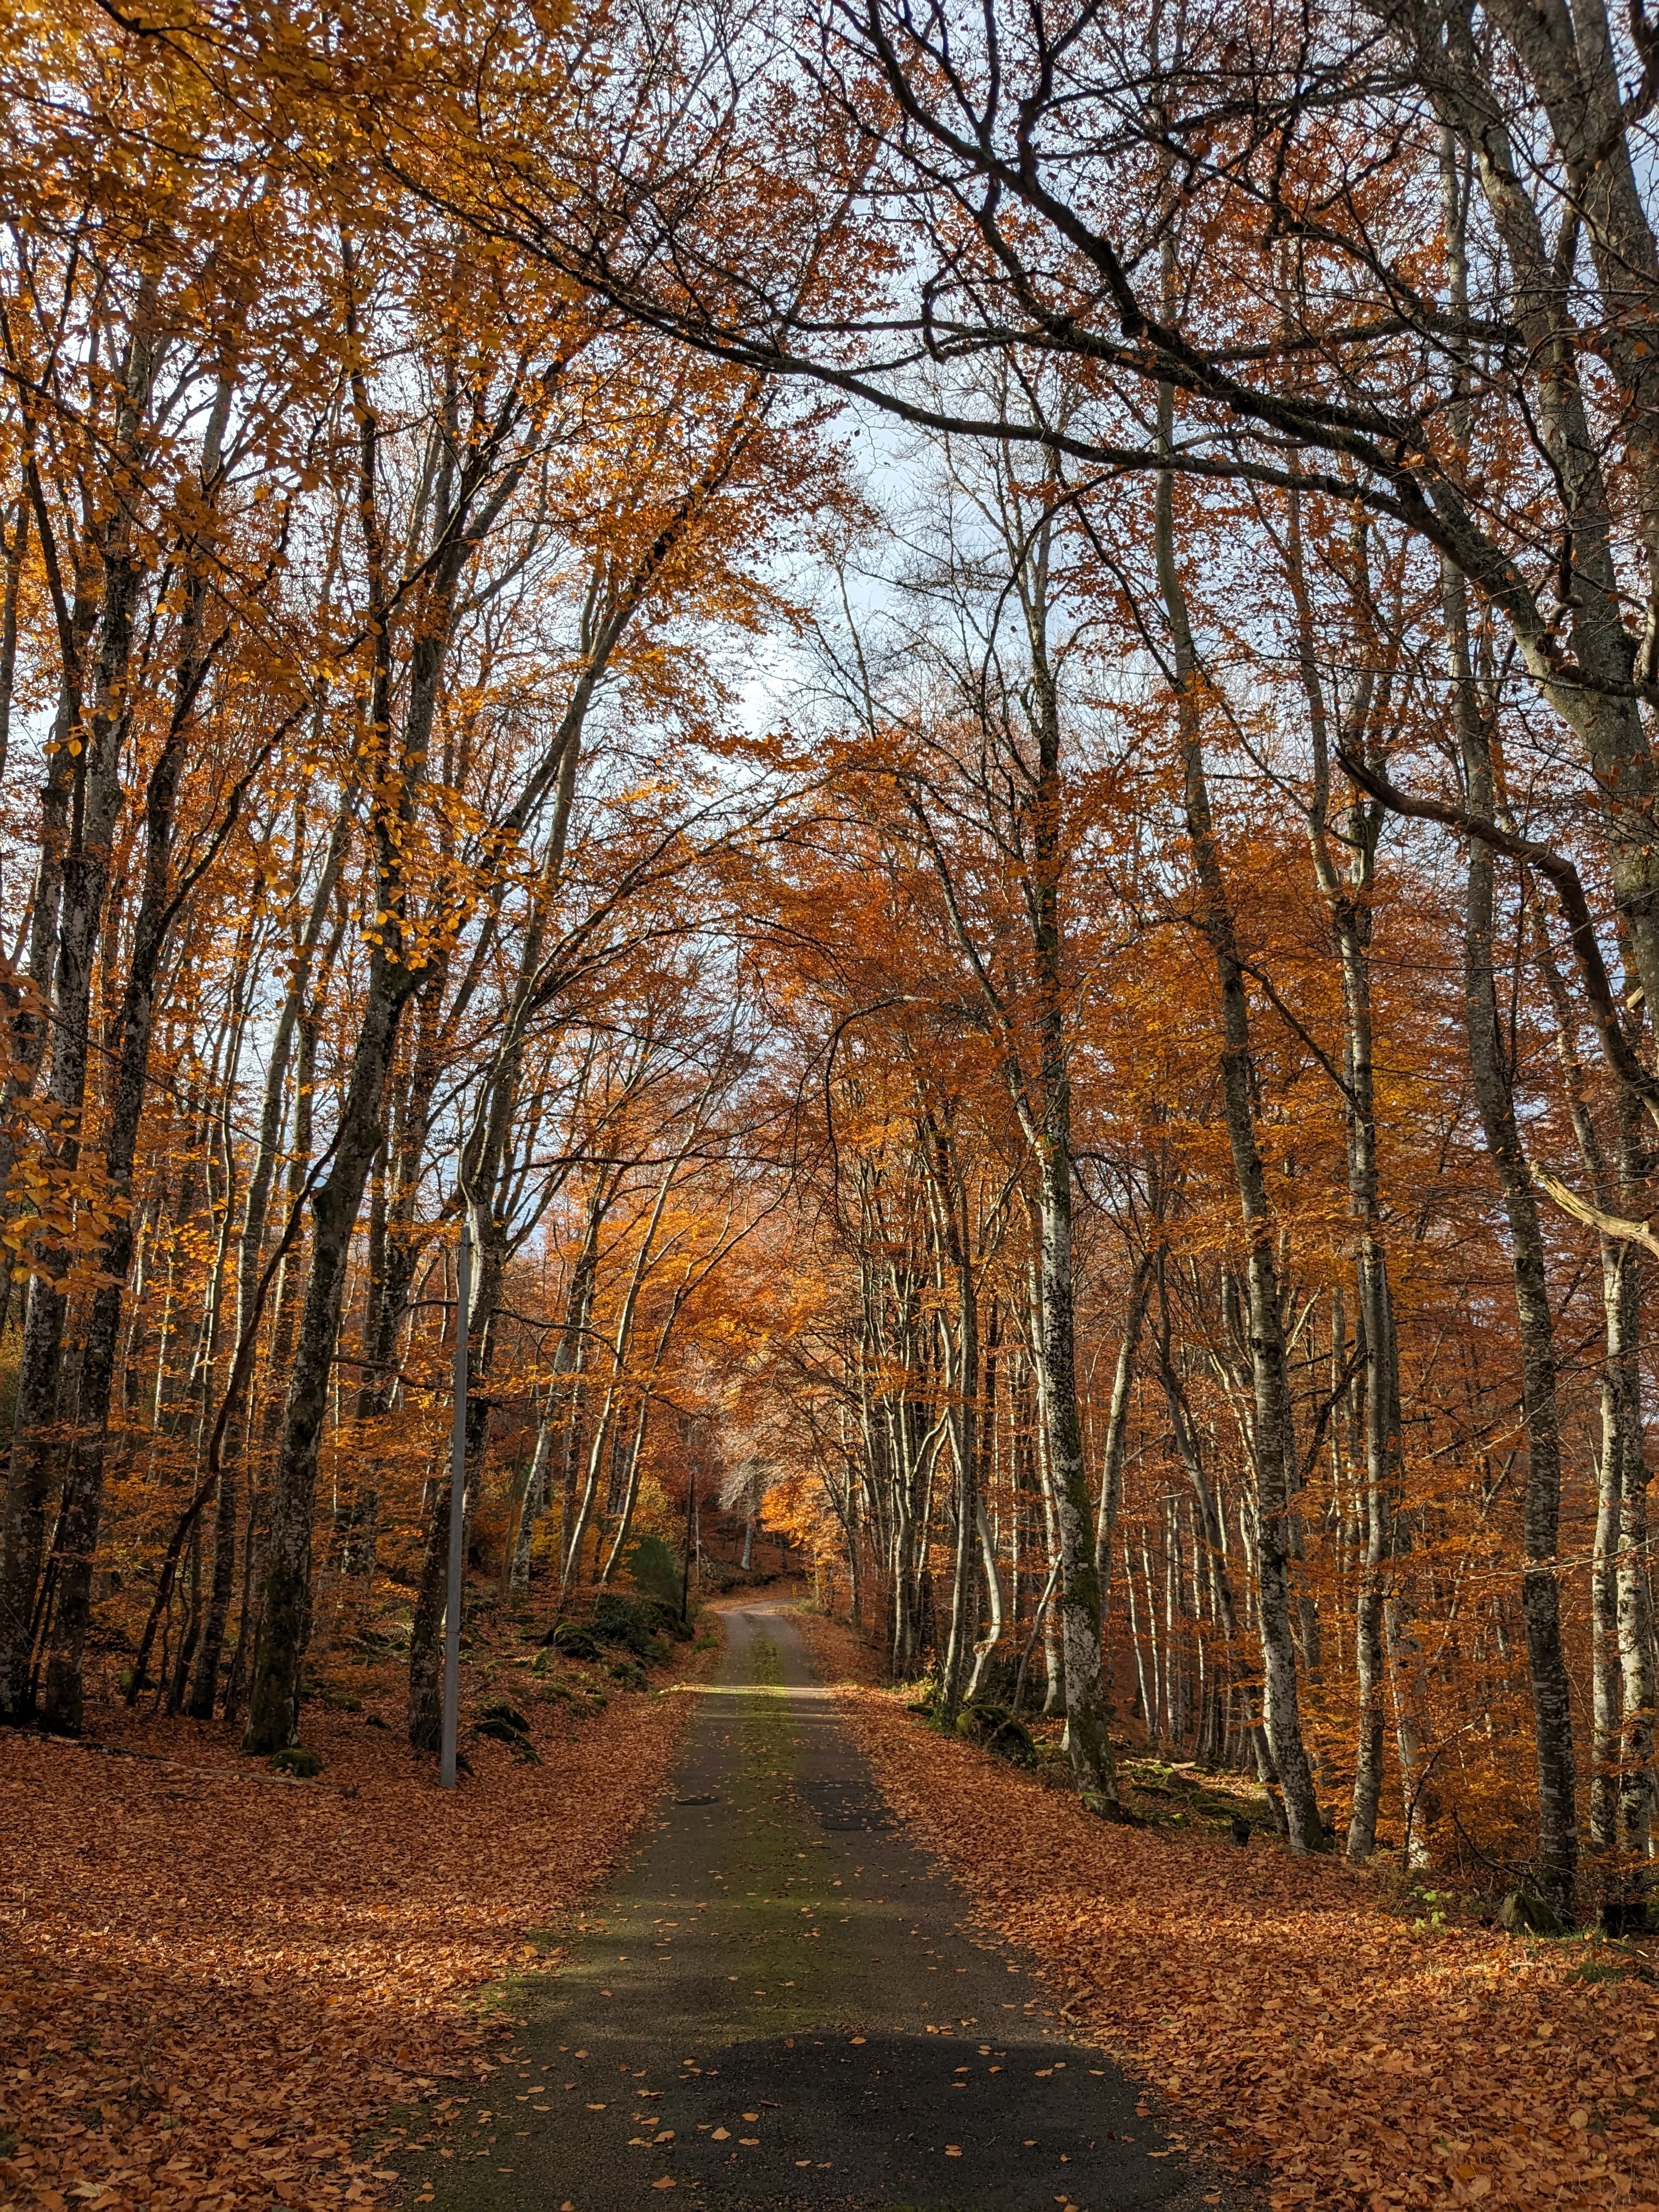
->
<box><xmin>472</xmin><ymin>1698</ymin><xmax>543</xmax><ymax>1762</ymax></box>
<box><xmin>272</xmin><ymin>1746</ymin><xmax>323</xmax><ymax>1779</ymax></box>
<box><xmin>479</xmin><ymin>1698</ymin><xmax>532</xmax><ymax>1733</ymax></box>
<box><xmin>544</xmin><ymin>1621</ymin><xmax>601</xmax><ymax>1662</ymax></box>
<box><xmin>956</xmin><ymin>1701</ymin><xmax>1036</xmax><ymax>1768</ymax></box>
<box><xmin>1498</xmin><ymin>1889</ymin><xmax>1566</xmax><ymax>1936</ymax></box>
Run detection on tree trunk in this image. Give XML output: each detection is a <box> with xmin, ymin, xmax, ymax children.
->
<box><xmin>0</xmin><ymin>298</ymin><xmax>157</xmax><ymax>1723</ymax></box>
<box><xmin>41</xmin><ymin>369</ymin><xmax>243</xmax><ymax>1731</ymax></box>
<box><xmin>1446</xmin><ymin>555</ymin><xmax>1578</xmax><ymax>1911</ymax></box>
<box><xmin>242</xmin><ymin>960</ymin><xmax>416</xmax><ymax>1752</ymax></box>
<box><xmin>1093</xmin><ymin>1253</ymin><xmax>1153</xmax><ymax>1601</ymax></box>
<box><xmin>1153</xmin><ymin>385</ymin><xmax>1323</xmax><ymax>1850</ymax></box>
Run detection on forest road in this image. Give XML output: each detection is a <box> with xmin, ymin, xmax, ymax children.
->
<box><xmin>394</xmin><ymin>1602</ymin><xmax>1253</xmax><ymax>2212</ymax></box>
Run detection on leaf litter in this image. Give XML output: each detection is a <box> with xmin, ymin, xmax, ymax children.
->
<box><xmin>794</xmin><ymin>1612</ymin><xmax>1659</xmax><ymax>2212</ymax></box>
<box><xmin>0</xmin><ymin>1643</ymin><xmax>704</xmax><ymax>2211</ymax></box>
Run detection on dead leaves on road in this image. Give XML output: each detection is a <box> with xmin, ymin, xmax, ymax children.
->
<box><xmin>799</xmin><ymin>1618</ymin><xmax>1659</xmax><ymax>2212</ymax></box>
<box><xmin>0</xmin><ymin>1658</ymin><xmax>696</xmax><ymax>2212</ymax></box>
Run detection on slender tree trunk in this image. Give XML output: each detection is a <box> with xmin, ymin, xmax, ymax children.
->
<box><xmin>1445</xmin><ymin>557</ymin><xmax>1578</xmax><ymax>1911</ymax></box>
<box><xmin>408</xmin><ymin>1239</ymin><xmax>480</xmax><ymax>1754</ymax></box>
<box><xmin>0</xmin><ymin>300</ymin><xmax>157</xmax><ymax>1723</ymax></box>
<box><xmin>509</xmin><ymin>1403</ymin><xmax>557</xmax><ymax>1596</ymax></box>
<box><xmin>244</xmin><ymin>957</ymin><xmax>416</xmax><ymax>1752</ymax></box>
<box><xmin>922</xmin><ymin>1114</ymin><xmax>979</xmax><ymax>1720</ymax></box>
<box><xmin>1094</xmin><ymin>1253</ymin><xmax>1153</xmax><ymax>1600</ymax></box>
<box><xmin>1153</xmin><ymin>387</ymin><xmax>1323</xmax><ymax>1850</ymax></box>
<box><xmin>559</xmin><ymin>1137</ymin><xmax>693</xmax><ymax>1598</ymax></box>
<box><xmin>1535</xmin><ymin>910</ymin><xmax>1653</xmax><ymax>1909</ymax></box>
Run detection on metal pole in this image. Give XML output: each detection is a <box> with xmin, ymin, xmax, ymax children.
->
<box><xmin>440</xmin><ymin>1215</ymin><xmax>471</xmax><ymax>1789</ymax></box>
<box><xmin>681</xmin><ymin>1455</ymin><xmax>695</xmax><ymax>1627</ymax></box>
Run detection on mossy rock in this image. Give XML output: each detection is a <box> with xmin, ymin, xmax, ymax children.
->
<box><xmin>479</xmin><ymin>1698</ymin><xmax>532</xmax><ymax>1733</ymax></box>
<box><xmin>272</xmin><ymin>1746</ymin><xmax>323</xmax><ymax>1779</ymax></box>
<box><xmin>1499</xmin><ymin>1889</ymin><xmax>1567</xmax><ymax>1937</ymax></box>
<box><xmin>956</xmin><ymin>1701</ymin><xmax>1036</xmax><ymax>1768</ymax></box>
<box><xmin>472</xmin><ymin>1712</ymin><xmax>539</xmax><ymax>1761</ymax></box>
<box><xmin>544</xmin><ymin>1620</ymin><xmax>601</xmax><ymax>1662</ymax></box>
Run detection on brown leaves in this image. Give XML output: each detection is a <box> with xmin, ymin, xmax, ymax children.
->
<box><xmin>804</xmin><ymin>1621</ymin><xmax>1659</xmax><ymax>2212</ymax></box>
<box><xmin>0</xmin><ymin>1663</ymin><xmax>695</xmax><ymax>2211</ymax></box>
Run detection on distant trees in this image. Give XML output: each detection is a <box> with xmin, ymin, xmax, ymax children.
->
<box><xmin>435</xmin><ymin>0</ymin><xmax>1659</xmax><ymax>1911</ymax></box>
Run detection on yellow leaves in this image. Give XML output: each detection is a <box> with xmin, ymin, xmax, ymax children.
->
<box><xmin>0</xmin><ymin>1112</ymin><xmax>127</xmax><ymax>1284</ymax></box>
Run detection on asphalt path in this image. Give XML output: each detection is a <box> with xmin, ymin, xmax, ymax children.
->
<box><xmin>397</xmin><ymin>1602</ymin><xmax>1252</xmax><ymax>2212</ymax></box>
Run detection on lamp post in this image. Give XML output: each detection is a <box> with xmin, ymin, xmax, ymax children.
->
<box><xmin>680</xmin><ymin>1455</ymin><xmax>695</xmax><ymax>1627</ymax></box>
<box><xmin>440</xmin><ymin>1215</ymin><xmax>471</xmax><ymax>1790</ymax></box>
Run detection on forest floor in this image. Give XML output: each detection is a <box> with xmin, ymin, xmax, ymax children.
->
<box><xmin>792</xmin><ymin>1611</ymin><xmax>1659</xmax><ymax>2212</ymax></box>
<box><xmin>9</xmin><ymin>1594</ymin><xmax>1659</xmax><ymax>2212</ymax></box>
<box><xmin>0</xmin><ymin>1592</ymin><xmax>724</xmax><ymax>2212</ymax></box>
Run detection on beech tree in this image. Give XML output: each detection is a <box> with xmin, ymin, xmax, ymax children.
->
<box><xmin>3</xmin><ymin>0</ymin><xmax>1659</xmax><ymax>1926</ymax></box>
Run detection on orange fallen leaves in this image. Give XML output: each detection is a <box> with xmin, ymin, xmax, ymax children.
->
<box><xmin>0</xmin><ymin>1662</ymin><xmax>699</xmax><ymax>2212</ymax></box>
<box><xmin>800</xmin><ymin>1618</ymin><xmax>1659</xmax><ymax>2212</ymax></box>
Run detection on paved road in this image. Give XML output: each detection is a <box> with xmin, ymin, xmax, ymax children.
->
<box><xmin>399</xmin><ymin>1603</ymin><xmax>1243</xmax><ymax>2212</ymax></box>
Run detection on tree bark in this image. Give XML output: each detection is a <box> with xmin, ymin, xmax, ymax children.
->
<box><xmin>0</xmin><ymin>292</ymin><xmax>157</xmax><ymax>1723</ymax></box>
<box><xmin>1445</xmin><ymin>554</ymin><xmax>1578</xmax><ymax>1911</ymax></box>
<box><xmin>1152</xmin><ymin>386</ymin><xmax>1324</xmax><ymax>1851</ymax></box>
